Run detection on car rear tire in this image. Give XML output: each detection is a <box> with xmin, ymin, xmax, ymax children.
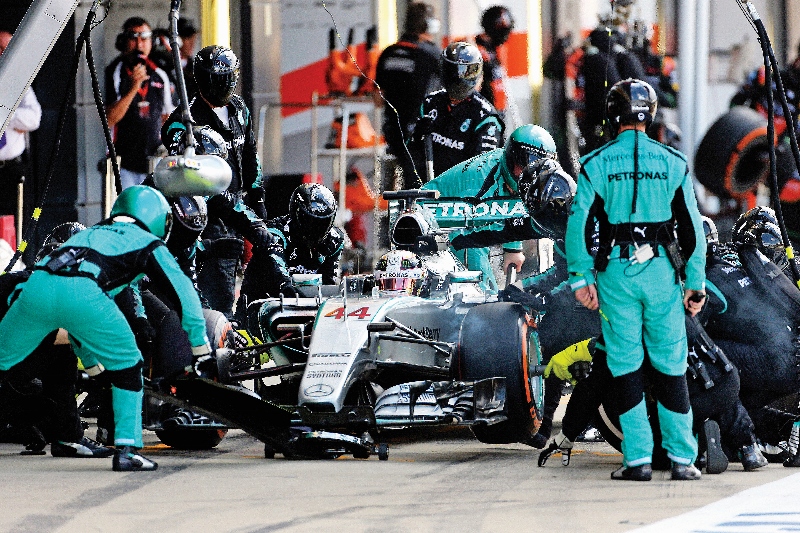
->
<box><xmin>458</xmin><ymin>302</ymin><xmax>543</xmax><ymax>444</ymax></box>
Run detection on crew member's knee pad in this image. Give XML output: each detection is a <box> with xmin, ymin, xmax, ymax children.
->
<box><xmin>652</xmin><ymin>369</ymin><xmax>691</xmax><ymax>414</ymax></box>
<box><xmin>105</xmin><ymin>360</ymin><xmax>144</xmax><ymax>392</ymax></box>
<box><xmin>612</xmin><ymin>367</ymin><xmax>644</xmax><ymax>415</ymax></box>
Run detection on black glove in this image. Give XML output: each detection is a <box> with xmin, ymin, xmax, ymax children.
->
<box><xmin>249</xmin><ymin>228</ymin><xmax>275</xmax><ymax>251</ymax></box>
<box><xmin>414</xmin><ymin>114</ymin><xmax>436</xmax><ymax>139</ymax></box>
<box><xmin>497</xmin><ymin>284</ymin><xmax>546</xmax><ymax>310</ymax></box>
<box><xmin>202</xmin><ymin>236</ymin><xmax>245</xmax><ymax>258</ymax></box>
<box><xmin>130</xmin><ymin>316</ymin><xmax>157</xmax><ymax>346</ymax></box>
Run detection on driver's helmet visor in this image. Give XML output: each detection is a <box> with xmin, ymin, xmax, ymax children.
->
<box><xmin>378</xmin><ymin>277</ymin><xmax>416</xmax><ymax>292</ymax></box>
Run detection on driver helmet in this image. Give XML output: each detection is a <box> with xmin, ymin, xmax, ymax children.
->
<box><xmin>606</xmin><ymin>78</ymin><xmax>658</xmax><ymax>135</ymax></box>
<box><xmin>441</xmin><ymin>42</ymin><xmax>483</xmax><ymax>102</ymax></box>
<box><xmin>289</xmin><ymin>183</ymin><xmax>337</xmax><ymax>246</ymax></box>
<box><xmin>731</xmin><ymin>206</ymin><xmax>788</xmax><ymax>270</ymax></box>
<box><xmin>481</xmin><ymin>5</ymin><xmax>515</xmax><ymax>46</ymax></box>
<box><xmin>110</xmin><ymin>185</ymin><xmax>173</xmax><ymax>240</ymax></box>
<box><xmin>374</xmin><ymin>249</ymin><xmax>426</xmax><ymax>294</ymax></box>
<box><xmin>519</xmin><ymin>161</ymin><xmax>576</xmax><ymax>239</ymax></box>
<box><xmin>36</xmin><ymin>222</ymin><xmax>86</xmax><ymax>263</ymax></box>
<box><xmin>166</xmin><ymin>196</ymin><xmax>208</xmax><ymax>252</ymax></box>
<box><xmin>502</xmin><ymin>124</ymin><xmax>557</xmax><ymax>190</ymax></box>
<box><xmin>194</xmin><ymin>45</ymin><xmax>240</xmax><ymax>107</ymax></box>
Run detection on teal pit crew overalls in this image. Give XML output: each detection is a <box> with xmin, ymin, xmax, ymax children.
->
<box><xmin>422</xmin><ymin>149</ymin><xmax>523</xmax><ymax>292</ymax></box>
<box><xmin>565</xmin><ymin>129</ymin><xmax>706</xmax><ymax>467</ymax></box>
<box><xmin>0</xmin><ymin>220</ymin><xmax>210</xmax><ymax>448</ymax></box>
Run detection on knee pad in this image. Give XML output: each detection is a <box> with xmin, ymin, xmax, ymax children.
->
<box><xmin>612</xmin><ymin>367</ymin><xmax>644</xmax><ymax>414</ymax></box>
<box><xmin>652</xmin><ymin>370</ymin><xmax>691</xmax><ymax>414</ymax></box>
<box><xmin>105</xmin><ymin>361</ymin><xmax>144</xmax><ymax>392</ymax></box>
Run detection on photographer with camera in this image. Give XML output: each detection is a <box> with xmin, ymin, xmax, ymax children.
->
<box><xmin>105</xmin><ymin>17</ymin><xmax>175</xmax><ymax>190</ymax></box>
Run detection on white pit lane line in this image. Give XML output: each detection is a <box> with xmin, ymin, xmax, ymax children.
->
<box><xmin>635</xmin><ymin>472</ymin><xmax>800</xmax><ymax>532</ymax></box>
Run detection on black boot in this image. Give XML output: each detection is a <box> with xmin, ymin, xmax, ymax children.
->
<box><xmin>671</xmin><ymin>462</ymin><xmax>702</xmax><ymax>480</ymax></box>
<box><xmin>112</xmin><ymin>446</ymin><xmax>158</xmax><ymax>471</ymax></box>
<box><xmin>701</xmin><ymin>419</ymin><xmax>728</xmax><ymax>474</ymax></box>
<box><xmin>740</xmin><ymin>444</ymin><xmax>768</xmax><ymax>471</ymax></box>
<box><xmin>52</xmin><ymin>436</ymin><xmax>114</xmax><ymax>458</ymax></box>
<box><xmin>611</xmin><ymin>463</ymin><xmax>652</xmax><ymax>481</ymax></box>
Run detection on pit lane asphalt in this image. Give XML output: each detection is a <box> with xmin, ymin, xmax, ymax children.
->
<box><xmin>1</xmin><ymin>422</ymin><xmax>799</xmax><ymax>533</ymax></box>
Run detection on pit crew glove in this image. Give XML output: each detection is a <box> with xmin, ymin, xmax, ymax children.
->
<box><xmin>414</xmin><ymin>114</ymin><xmax>435</xmax><ymax>139</ymax></box>
<box><xmin>544</xmin><ymin>338</ymin><xmax>593</xmax><ymax>384</ymax></box>
<box><xmin>537</xmin><ymin>431</ymin><xmax>574</xmax><ymax>467</ymax></box>
<box><xmin>249</xmin><ymin>228</ymin><xmax>275</xmax><ymax>252</ymax></box>
<box><xmin>498</xmin><ymin>284</ymin><xmax>546</xmax><ymax>311</ymax></box>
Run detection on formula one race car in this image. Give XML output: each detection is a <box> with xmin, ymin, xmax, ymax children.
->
<box><xmin>200</xmin><ymin>190</ymin><xmax>547</xmax><ymax>458</ymax></box>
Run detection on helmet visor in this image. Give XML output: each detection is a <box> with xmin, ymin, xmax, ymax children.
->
<box><xmin>442</xmin><ymin>61</ymin><xmax>482</xmax><ymax>84</ymax></box>
<box><xmin>510</xmin><ymin>142</ymin><xmax>556</xmax><ymax>174</ymax></box>
<box><xmin>296</xmin><ymin>211</ymin><xmax>334</xmax><ymax>244</ymax></box>
<box><xmin>378</xmin><ymin>277</ymin><xmax>416</xmax><ymax>292</ymax></box>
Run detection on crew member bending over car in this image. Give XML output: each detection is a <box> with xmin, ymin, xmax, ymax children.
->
<box><xmin>0</xmin><ymin>186</ymin><xmax>211</xmax><ymax>471</ymax></box>
<box><xmin>234</xmin><ymin>183</ymin><xmax>344</xmax><ymax>325</ymax></box>
<box><xmin>422</xmin><ymin>124</ymin><xmax>558</xmax><ymax>292</ymax></box>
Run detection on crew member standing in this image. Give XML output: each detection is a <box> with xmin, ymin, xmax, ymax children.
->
<box><xmin>374</xmin><ymin>2</ymin><xmax>441</xmax><ymax>189</ymax></box>
<box><xmin>0</xmin><ymin>28</ymin><xmax>41</xmax><ymax>219</ymax></box>
<box><xmin>410</xmin><ymin>41</ymin><xmax>504</xmax><ymax>177</ymax></box>
<box><xmin>105</xmin><ymin>17</ymin><xmax>175</xmax><ymax>189</ymax></box>
<box><xmin>475</xmin><ymin>6</ymin><xmax>515</xmax><ymax>119</ymax></box>
<box><xmin>162</xmin><ymin>45</ymin><xmax>269</xmax><ymax>319</ymax></box>
<box><xmin>565</xmin><ymin>79</ymin><xmax>707</xmax><ymax>481</ymax></box>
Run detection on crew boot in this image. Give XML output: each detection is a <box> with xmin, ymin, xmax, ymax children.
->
<box><xmin>701</xmin><ymin>419</ymin><xmax>728</xmax><ymax>474</ymax></box>
<box><xmin>611</xmin><ymin>463</ymin><xmax>652</xmax><ymax>481</ymax></box>
<box><xmin>52</xmin><ymin>436</ymin><xmax>114</xmax><ymax>458</ymax></box>
<box><xmin>112</xmin><ymin>446</ymin><xmax>158</xmax><ymax>472</ymax></box>
<box><xmin>740</xmin><ymin>444</ymin><xmax>768</xmax><ymax>471</ymax></box>
<box><xmin>671</xmin><ymin>462</ymin><xmax>702</xmax><ymax>480</ymax></box>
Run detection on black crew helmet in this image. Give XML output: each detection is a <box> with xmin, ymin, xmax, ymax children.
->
<box><xmin>731</xmin><ymin>206</ymin><xmax>788</xmax><ymax>270</ymax></box>
<box><xmin>481</xmin><ymin>5</ymin><xmax>515</xmax><ymax>46</ymax></box>
<box><xmin>166</xmin><ymin>196</ymin><xmax>208</xmax><ymax>252</ymax></box>
<box><xmin>606</xmin><ymin>78</ymin><xmax>658</xmax><ymax>135</ymax></box>
<box><xmin>441</xmin><ymin>42</ymin><xmax>483</xmax><ymax>101</ymax></box>
<box><xmin>36</xmin><ymin>222</ymin><xmax>86</xmax><ymax>262</ymax></box>
<box><xmin>289</xmin><ymin>183</ymin><xmax>337</xmax><ymax>246</ymax></box>
<box><xmin>520</xmin><ymin>161</ymin><xmax>576</xmax><ymax>239</ymax></box>
<box><xmin>194</xmin><ymin>45</ymin><xmax>240</xmax><ymax>107</ymax></box>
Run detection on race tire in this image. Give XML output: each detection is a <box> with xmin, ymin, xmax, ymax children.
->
<box><xmin>154</xmin><ymin>427</ymin><xmax>228</xmax><ymax>450</ymax></box>
<box><xmin>694</xmin><ymin>106</ymin><xmax>769</xmax><ymax>199</ymax></box>
<box><xmin>458</xmin><ymin>302</ymin><xmax>543</xmax><ymax>444</ymax></box>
